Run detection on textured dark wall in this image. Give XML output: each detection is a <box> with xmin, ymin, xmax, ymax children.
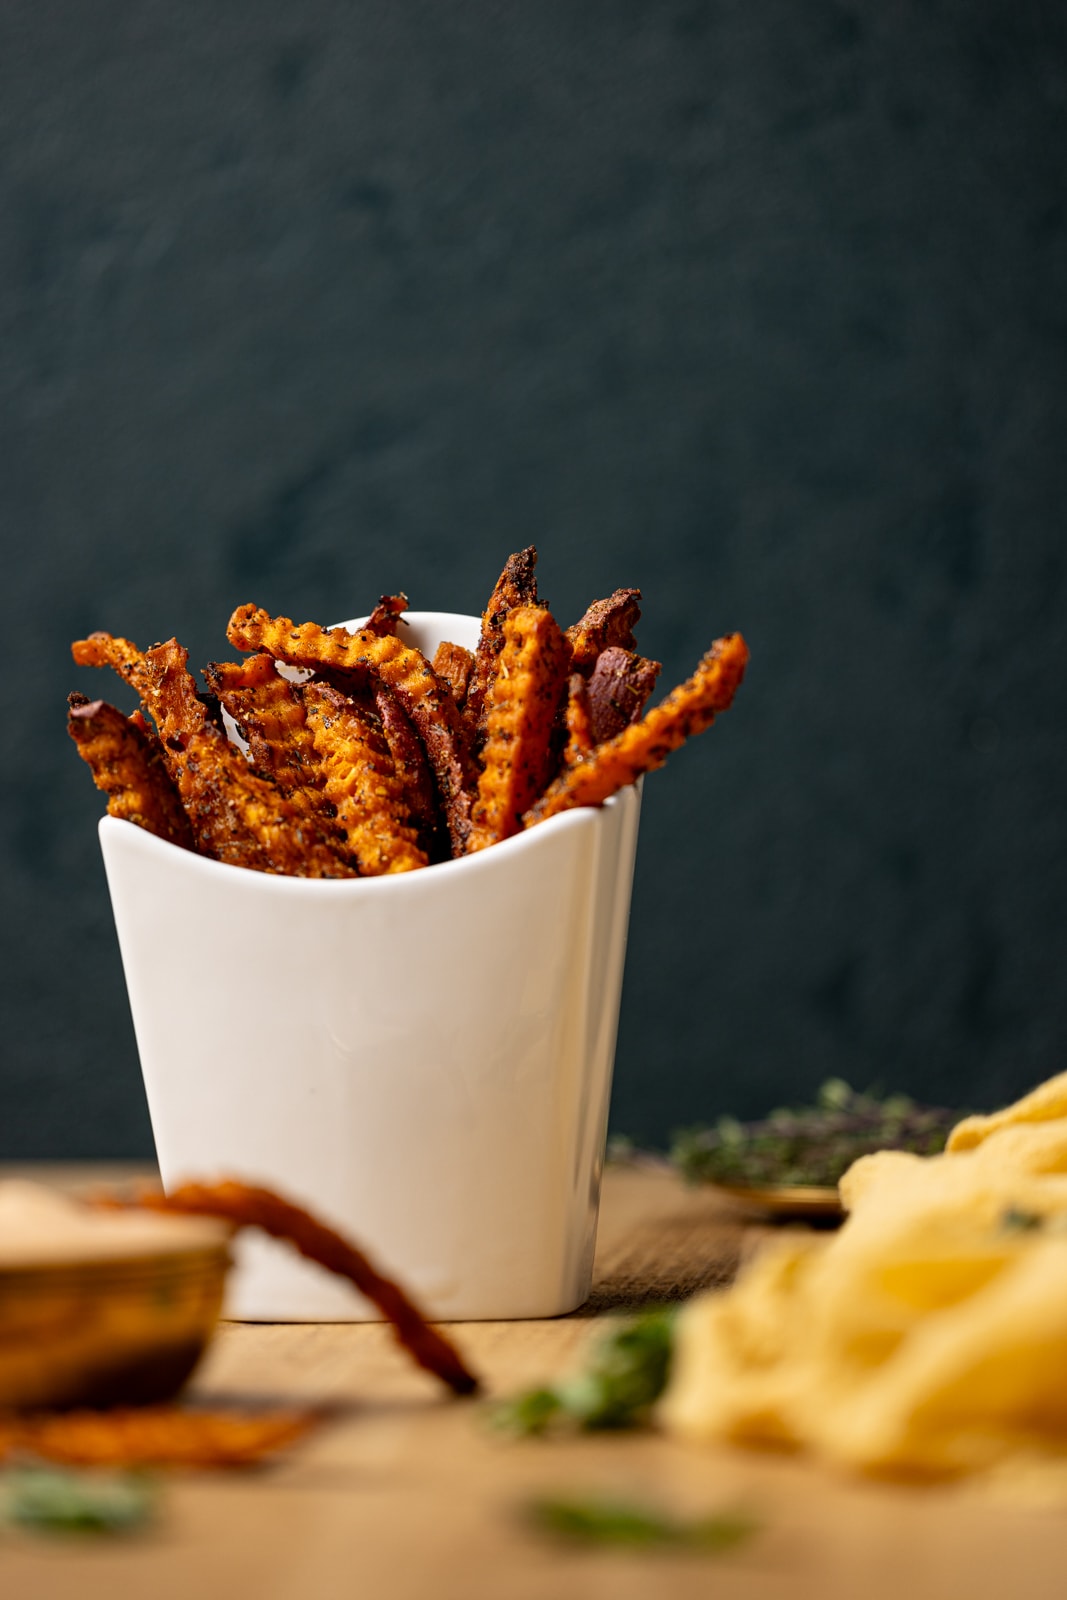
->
<box><xmin>2</xmin><ymin>1</ymin><xmax>1066</xmax><ymax>1157</ymax></box>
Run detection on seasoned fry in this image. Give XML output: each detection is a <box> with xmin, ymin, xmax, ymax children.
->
<box><xmin>303</xmin><ymin>682</ymin><xmax>427</xmax><ymax>874</ymax></box>
<box><xmin>226</xmin><ymin>606</ymin><xmax>477</xmax><ymax>856</ymax></box>
<box><xmin>0</xmin><ymin>1406</ymin><xmax>321</xmax><ymax>1469</ymax></box>
<box><xmin>465</xmin><ymin>547</ymin><xmax>540</xmax><ymax>738</ymax></box>
<box><xmin>563</xmin><ymin>673</ymin><xmax>595</xmax><ymax>768</ymax></box>
<box><xmin>432</xmin><ymin>640</ymin><xmax>476</xmax><ymax>707</ymax></box>
<box><xmin>130</xmin><ymin>1180</ymin><xmax>480</xmax><ymax>1396</ymax></box>
<box><xmin>523</xmin><ymin>633</ymin><xmax>749</xmax><ymax>826</ymax></box>
<box><xmin>584</xmin><ymin>647</ymin><xmax>662</xmax><ymax>744</ymax></box>
<box><xmin>203</xmin><ymin>654</ymin><xmax>335</xmax><ymax>832</ymax></box>
<box><xmin>67</xmin><ymin>694</ymin><xmax>195</xmax><ymax>850</ymax></box>
<box><xmin>467</xmin><ymin>606</ymin><xmax>572</xmax><ymax>852</ymax></box>
<box><xmin>371</xmin><ymin>683</ymin><xmax>442</xmax><ymax>858</ymax></box>
<box><xmin>74</xmin><ymin>633</ymin><xmax>354</xmax><ymax>876</ymax></box>
<box><xmin>566</xmin><ymin>588</ymin><xmax>642</xmax><ymax>672</ymax></box>
<box><xmin>364</xmin><ymin>592</ymin><xmax>409</xmax><ymax>637</ymax></box>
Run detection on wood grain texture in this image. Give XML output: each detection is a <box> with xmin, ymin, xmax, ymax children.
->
<box><xmin>1</xmin><ymin>1165</ymin><xmax>1060</xmax><ymax>1600</ymax></box>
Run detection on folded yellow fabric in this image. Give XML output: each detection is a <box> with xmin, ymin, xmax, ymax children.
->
<box><xmin>661</xmin><ymin>1073</ymin><xmax>1067</xmax><ymax>1482</ymax></box>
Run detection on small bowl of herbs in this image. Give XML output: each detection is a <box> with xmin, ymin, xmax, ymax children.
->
<box><xmin>667</xmin><ymin>1080</ymin><xmax>961</xmax><ymax>1221</ymax></box>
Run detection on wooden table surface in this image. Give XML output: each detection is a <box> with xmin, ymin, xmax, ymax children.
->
<box><xmin>1</xmin><ymin>1164</ymin><xmax>1063</xmax><ymax>1600</ymax></box>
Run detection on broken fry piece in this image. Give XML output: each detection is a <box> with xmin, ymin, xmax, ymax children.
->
<box><xmin>67</xmin><ymin>695</ymin><xmax>195</xmax><ymax>850</ymax></box>
<box><xmin>0</xmin><ymin>1406</ymin><xmax>321</xmax><ymax>1469</ymax></box>
<box><xmin>303</xmin><ymin>681</ymin><xmax>428</xmax><ymax>875</ymax></box>
<box><xmin>226</xmin><ymin>607</ymin><xmax>477</xmax><ymax>856</ymax></box>
<box><xmin>364</xmin><ymin>593</ymin><xmax>409</xmax><ymax>637</ymax></box>
<box><xmin>129</xmin><ymin>1180</ymin><xmax>480</xmax><ymax>1396</ymax></box>
<box><xmin>566</xmin><ymin>588</ymin><xmax>642</xmax><ymax>672</ymax></box>
<box><xmin>432</xmin><ymin>640</ymin><xmax>476</xmax><ymax>707</ymax></box>
<box><xmin>466</xmin><ymin>606</ymin><xmax>572</xmax><ymax>852</ymax></box>
<box><xmin>584</xmin><ymin>647</ymin><xmax>662</xmax><ymax>745</ymax></box>
<box><xmin>523</xmin><ymin>633</ymin><xmax>749</xmax><ymax>826</ymax></box>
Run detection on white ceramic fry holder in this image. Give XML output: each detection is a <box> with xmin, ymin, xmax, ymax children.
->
<box><xmin>99</xmin><ymin>613</ymin><xmax>641</xmax><ymax>1320</ymax></box>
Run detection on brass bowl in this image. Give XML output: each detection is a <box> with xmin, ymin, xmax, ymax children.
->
<box><xmin>0</xmin><ymin>1242</ymin><xmax>231</xmax><ymax>1411</ymax></box>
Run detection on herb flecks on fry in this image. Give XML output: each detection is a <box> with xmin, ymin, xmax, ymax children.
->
<box><xmin>523</xmin><ymin>633</ymin><xmax>749</xmax><ymax>827</ymax></box>
<box><xmin>584</xmin><ymin>647</ymin><xmax>662</xmax><ymax>745</ymax></box>
<box><xmin>303</xmin><ymin>681</ymin><xmax>427</xmax><ymax>875</ymax></box>
<box><xmin>203</xmin><ymin>655</ymin><xmax>335</xmax><ymax>825</ymax></box>
<box><xmin>467</xmin><ymin>606</ymin><xmax>571</xmax><ymax>852</ymax></box>
<box><xmin>465</xmin><ymin>546</ymin><xmax>540</xmax><ymax>739</ymax></box>
<box><xmin>226</xmin><ymin>607</ymin><xmax>477</xmax><ymax>856</ymax></box>
<box><xmin>67</xmin><ymin>695</ymin><xmax>194</xmax><ymax>851</ymax></box>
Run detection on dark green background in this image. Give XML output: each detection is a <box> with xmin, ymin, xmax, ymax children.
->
<box><xmin>3</xmin><ymin>1</ymin><xmax>1065</xmax><ymax>1157</ymax></box>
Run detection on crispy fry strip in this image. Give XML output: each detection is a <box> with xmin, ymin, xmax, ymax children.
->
<box><xmin>371</xmin><ymin>683</ymin><xmax>442</xmax><ymax>858</ymax></box>
<box><xmin>67</xmin><ymin>694</ymin><xmax>195</xmax><ymax>850</ymax></box>
<box><xmin>466</xmin><ymin>606</ymin><xmax>572</xmax><ymax>853</ymax></box>
<box><xmin>563</xmin><ymin>673</ymin><xmax>595</xmax><ymax>768</ymax></box>
<box><xmin>226</xmin><ymin>607</ymin><xmax>477</xmax><ymax>856</ymax></box>
<box><xmin>584</xmin><ymin>646</ymin><xmax>662</xmax><ymax>745</ymax></box>
<box><xmin>0</xmin><ymin>1407</ymin><xmax>321</xmax><ymax>1469</ymax></box>
<box><xmin>566</xmin><ymin>588</ymin><xmax>642</xmax><ymax>672</ymax></box>
<box><xmin>132</xmin><ymin>1180</ymin><xmax>480</xmax><ymax>1396</ymax></box>
<box><xmin>465</xmin><ymin>547</ymin><xmax>540</xmax><ymax>738</ymax></box>
<box><xmin>73</xmin><ymin>633</ymin><xmax>354</xmax><ymax>876</ymax></box>
<box><xmin>203</xmin><ymin>655</ymin><xmax>337</xmax><ymax>834</ymax></box>
<box><xmin>523</xmin><ymin>633</ymin><xmax>749</xmax><ymax>826</ymax></box>
<box><xmin>303</xmin><ymin>682</ymin><xmax>427</xmax><ymax>875</ymax></box>
<box><xmin>432</xmin><ymin>640</ymin><xmax>476</xmax><ymax>707</ymax></box>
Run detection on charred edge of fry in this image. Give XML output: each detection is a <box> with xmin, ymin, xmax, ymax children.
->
<box><xmin>563</xmin><ymin>673</ymin><xmax>595</xmax><ymax>767</ymax></box>
<box><xmin>584</xmin><ymin>647</ymin><xmax>662</xmax><ymax>745</ymax></box>
<box><xmin>465</xmin><ymin>547</ymin><xmax>540</xmax><ymax>735</ymax></box>
<box><xmin>225</xmin><ymin>607</ymin><xmax>477</xmax><ymax>856</ymax></box>
<box><xmin>565</xmin><ymin>588</ymin><xmax>643</xmax><ymax>673</ymax></box>
<box><xmin>364</xmin><ymin>593</ymin><xmax>409</xmax><ymax>636</ymax></box>
<box><xmin>523</xmin><ymin>632</ymin><xmax>749</xmax><ymax>825</ymax></box>
<box><xmin>303</xmin><ymin>682</ymin><xmax>428</xmax><ymax>875</ymax></box>
<box><xmin>0</xmin><ymin>1406</ymin><xmax>324</xmax><ymax>1468</ymax></box>
<box><xmin>466</xmin><ymin>605</ymin><xmax>572</xmax><ymax>852</ymax></box>
<box><xmin>127</xmin><ymin>1180</ymin><xmax>480</xmax><ymax>1396</ymax></box>
<box><xmin>67</xmin><ymin>694</ymin><xmax>196</xmax><ymax>849</ymax></box>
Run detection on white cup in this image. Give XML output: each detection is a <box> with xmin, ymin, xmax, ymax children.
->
<box><xmin>98</xmin><ymin>613</ymin><xmax>641</xmax><ymax>1320</ymax></box>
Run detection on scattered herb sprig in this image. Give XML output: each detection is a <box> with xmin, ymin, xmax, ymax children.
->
<box><xmin>669</xmin><ymin>1079</ymin><xmax>961</xmax><ymax>1191</ymax></box>
<box><xmin>491</xmin><ymin>1309</ymin><xmax>676</xmax><ymax>1436</ymax></box>
<box><xmin>525</xmin><ymin>1492</ymin><xmax>758</xmax><ymax>1552</ymax></box>
<box><xmin>0</xmin><ymin>1466</ymin><xmax>157</xmax><ymax>1536</ymax></box>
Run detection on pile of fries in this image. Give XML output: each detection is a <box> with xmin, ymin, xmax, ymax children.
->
<box><xmin>68</xmin><ymin>548</ymin><xmax>748</xmax><ymax>876</ymax></box>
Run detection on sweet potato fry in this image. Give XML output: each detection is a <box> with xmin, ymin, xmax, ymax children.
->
<box><xmin>523</xmin><ymin>632</ymin><xmax>749</xmax><ymax>825</ymax></box>
<box><xmin>584</xmin><ymin>646</ymin><xmax>662</xmax><ymax>745</ymax></box>
<box><xmin>203</xmin><ymin>654</ymin><xmax>336</xmax><ymax>830</ymax></box>
<box><xmin>303</xmin><ymin>682</ymin><xmax>428</xmax><ymax>875</ymax></box>
<box><xmin>74</xmin><ymin>633</ymin><xmax>354</xmax><ymax>876</ymax></box>
<box><xmin>371</xmin><ymin>683</ymin><xmax>442</xmax><ymax>858</ymax></box>
<box><xmin>129</xmin><ymin>1180</ymin><xmax>480</xmax><ymax>1396</ymax></box>
<box><xmin>566</xmin><ymin>588</ymin><xmax>642</xmax><ymax>672</ymax></box>
<box><xmin>466</xmin><ymin>606</ymin><xmax>572</xmax><ymax>852</ymax></box>
<box><xmin>464</xmin><ymin>547</ymin><xmax>540</xmax><ymax>738</ymax></box>
<box><xmin>226</xmin><ymin>607</ymin><xmax>477</xmax><ymax>856</ymax></box>
<box><xmin>563</xmin><ymin>673</ymin><xmax>595</xmax><ymax>768</ymax></box>
<box><xmin>0</xmin><ymin>1406</ymin><xmax>321</xmax><ymax>1469</ymax></box>
<box><xmin>432</xmin><ymin>640</ymin><xmax>476</xmax><ymax>707</ymax></box>
<box><xmin>364</xmin><ymin>592</ymin><xmax>409</xmax><ymax>636</ymax></box>
<box><xmin>67</xmin><ymin>694</ymin><xmax>195</xmax><ymax>850</ymax></box>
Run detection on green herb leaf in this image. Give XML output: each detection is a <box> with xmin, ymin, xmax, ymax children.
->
<box><xmin>525</xmin><ymin>1492</ymin><xmax>759</xmax><ymax>1551</ymax></box>
<box><xmin>489</xmin><ymin>1308</ymin><xmax>677</xmax><ymax>1436</ymax></box>
<box><xmin>1</xmin><ymin>1467</ymin><xmax>157</xmax><ymax>1536</ymax></box>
